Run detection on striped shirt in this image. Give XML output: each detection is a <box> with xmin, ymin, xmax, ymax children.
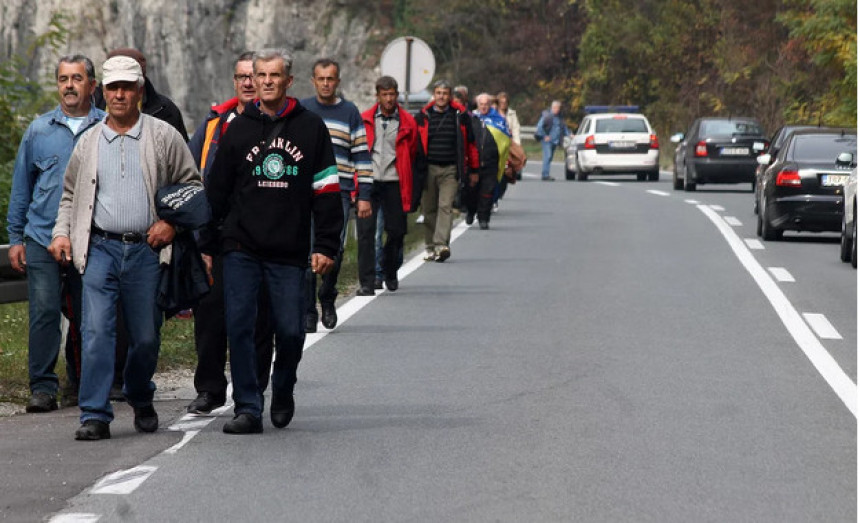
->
<box><xmin>93</xmin><ymin>117</ymin><xmax>152</xmax><ymax>234</ymax></box>
<box><xmin>426</xmin><ymin>105</ymin><xmax>459</xmax><ymax>165</ymax></box>
<box><xmin>300</xmin><ymin>97</ymin><xmax>373</xmax><ymax>199</ymax></box>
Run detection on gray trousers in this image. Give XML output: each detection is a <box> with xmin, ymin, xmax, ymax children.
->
<box><xmin>421</xmin><ymin>163</ymin><xmax>459</xmax><ymax>251</ymax></box>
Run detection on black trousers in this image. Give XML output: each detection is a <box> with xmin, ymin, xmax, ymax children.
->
<box><xmin>462</xmin><ymin>170</ymin><xmax>498</xmax><ymax>222</ymax></box>
<box><xmin>193</xmin><ymin>253</ymin><xmax>275</xmax><ymax>397</ymax></box>
<box><xmin>369</xmin><ymin>181</ymin><xmax>407</xmax><ymax>278</ymax></box>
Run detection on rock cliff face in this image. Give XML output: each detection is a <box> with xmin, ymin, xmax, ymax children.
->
<box><xmin>0</xmin><ymin>0</ymin><xmax>383</xmax><ymax>131</ymax></box>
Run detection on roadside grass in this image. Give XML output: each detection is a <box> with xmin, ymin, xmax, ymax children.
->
<box><xmin>0</xmin><ymin>212</ymin><xmax>429</xmax><ymax>404</ymax></box>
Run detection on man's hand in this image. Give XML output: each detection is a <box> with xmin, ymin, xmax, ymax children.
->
<box><xmin>201</xmin><ymin>253</ymin><xmax>213</xmax><ymax>284</ymax></box>
<box><xmin>147</xmin><ymin>220</ymin><xmax>176</xmax><ymax>249</ymax></box>
<box><xmin>469</xmin><ymin>173</ymin><xmax>479</xmax><ymax>187</ymax></box>
<box><xmin>543</xmin><ymin>136</ymin><xmax>551</xmax><ymax>142</ymax></box>
<box><xmin>47</xmin><ymin>237</ymin><xmax>72</xmax><ymax>266</ymax></box>
<box><xmin>310</xmin><ymin>253</ymin><xmax>335</xmax><ymax>275</ymax></box>
<box><xmin>8</xmin><ymin>244</ymin><xmax>26</xmax><ymax>273</ymax></box>
<box><xmin>356</xmin><ymin>199</ymin><xmax>372</xmax><ymax>219</ymax></box>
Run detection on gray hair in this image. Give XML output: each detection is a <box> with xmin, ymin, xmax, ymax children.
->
<box><xmin>433</xmin><ymin>79</ymin><xmax>452</xmax><ymax>92</ymax></box>
<box><xmin>253</xmin><ymin>48</ymin><xmax>293</xmax><ymax>75</ymax></box>
<box><xmin>235</xmin><ymin>51</ymin><xmax>255</xmax><ymax>67</ymax></box>
<box><xmin>55</xmin><ymin>54</ymin><xmax>96</xmax><ymax>81</ymax></box>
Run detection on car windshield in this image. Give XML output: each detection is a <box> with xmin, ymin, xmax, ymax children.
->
<box><xmin>790</xmin><ymin>134</ymin><xmax>858</xmax><ymax>162</ymax></box>
<box><xmin>700</xmin><ymin>120</ymin><xmax>763</xmax><ymax>137</ymax></box>
<box><xmin>595</xmin><ymin>118</ymin><xmax>648</xmax><ymax>133</ymax></box>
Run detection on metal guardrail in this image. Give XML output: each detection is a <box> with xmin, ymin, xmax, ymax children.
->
<box><xmin>522</xmin><ymin>125</ymin><xmax>537</xmax><ymax>140</ymax></box>
<box><xmin>0</xmin><ymin>244</ymin><xmax>29</xmax><ymax>304</ymax></box>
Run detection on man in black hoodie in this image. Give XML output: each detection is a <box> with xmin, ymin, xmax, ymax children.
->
<box><xmin>206</xmin><ymin>48</ymin><xmax>343</xmax><ymax>435</ymax></box>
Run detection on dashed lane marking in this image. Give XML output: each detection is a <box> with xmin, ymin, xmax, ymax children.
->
<box><xmin>699</xmin><ymin>205</ymin><xmax>856</xmax><ymax>417</ymax></box>
<box><xmin>802</xmin><ymin>313</ymin><xmax>843</xmax><ymax>340</ymax></box>
<box><xmin>724</xmin><ymin>216</ymin><xmax>742</xmax><ymax>226</ymax></box>
<box><xmin>89</xmin><ymin>466</ymin><xmax>158</xmax><ymax>495</ymax></box>
<box><xmin>647</xmin><ymin>190</ymin><xmax>670</xmax><ymax>196</ymax></box>
<box><xmin>595</xmin><ymin>181</ymin><xmax>620</xmax><ymax>186</ymax></box>
<box><xmin>745</xmin><ymin>238</ymin><xmax>765</xmax><ymax>250</ymax></box>
<box><xmin>685</xmin><ymin>199</ymin><xmax>700</xmax><ymax>204</ymax></box>
<box><xmin>48</xmin><ymin>514</ymin><xmax>100</xmax><ymax>523</ymax></box>
<box><xmin>767</xmin><ymin>267</ymin><xmax>795</xmax><ymax>282</ymax></box>
<box><xmin>709</xmin><ymin>204</ymin><xmax>725</xmax><ymax>211</ymax></box>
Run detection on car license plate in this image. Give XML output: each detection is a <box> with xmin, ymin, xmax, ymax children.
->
<box><xmin>609</xmin><ymin>141</ymin><xmax>635</xmax><ymax>149</ymax></box>
<box><xmin>720</xmin><ymin>147</ymin><xmax>749</xmax><ymax>156</ymax></box>
<box><xmin>821</xmin><ymin>174</ymin><xmax>850</xmax><ymax>187</ymax></box>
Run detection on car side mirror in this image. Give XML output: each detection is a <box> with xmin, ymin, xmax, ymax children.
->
<box><xmin>670</xmin><ymin>133</ymin><xmax>684</xmax><ymax>144</ymax></box>
<box><xmin>836</xmin><ymin>152</ymin><xmax>855</xmax><ymax>167</ymax></box>
<box><xmin>757</xmin><ymin>154</ymin><xmax>771</xmax><ymax>166</ymax></box>
<box><xmin>563</xmin><ymin>135</ymin><xmax>572</xmax><ymax>148</ymax></box>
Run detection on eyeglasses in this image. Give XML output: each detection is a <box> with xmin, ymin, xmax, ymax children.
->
<box><xmin>233</xmin><ymin>74</ymin><xmax>253</xmax><ymax>83</ymax></box>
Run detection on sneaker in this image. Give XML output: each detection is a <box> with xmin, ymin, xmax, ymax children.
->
<box><xmin>492</xmin><ymin>203</ymin><xmax>499</xmax><ymax>213</ymax></box>
<box><xmin>186</xmin><ymin>392</ymin><xmax>226</xmax><ymax>414</ymax></box>
<box><xmin>26</xmin><ymin>392</ymin><xmax>58</xmax><ymax>413</ymax></box>
<box><xmin>435</xmin><ymin>246</ymin><xmax>451</xmax><ymax>262</ymax></box>
<box><xmin>423</xmin><ymin>250</ymin><xmax>437</xmax><ymax>262</ymax></box>
<box><xmin>415</xmin><ymin>214</ymin><xmax>425</xmax><ymax>224</ymax></box>
<box><xmin>223</xmin><ymin>413</ymin><xmax>263</xmax><ymax>434</ymax></box>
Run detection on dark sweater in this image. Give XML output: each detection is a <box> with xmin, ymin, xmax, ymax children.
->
<box><xmin>426</xmin><ymin>106</ymin><xmax>459</xmax><ymax>165</ymax></box>
<box><xmin>205</xmin><ymin>99</ymin><xmax>343</xmax><ymax>266</ymax></box>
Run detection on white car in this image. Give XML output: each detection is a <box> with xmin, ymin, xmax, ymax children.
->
<box><xmin>840</xmin><ymin>167</ymin><xmax>856</xmax><ymax>268</ymax></box>
<box><xmin>565</xmin><ymin>112</ymin><xmax>660</xmax><ymax>181</ymax></box>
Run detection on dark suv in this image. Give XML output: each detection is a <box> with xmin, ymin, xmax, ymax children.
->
<box><xmin>671</xmin><ymin>117</ymin><xmax>768</xmax><ymax>191</ymax></box>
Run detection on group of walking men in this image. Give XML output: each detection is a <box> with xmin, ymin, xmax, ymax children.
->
<box><xmin>7</xmin><ymin>46</ymin><xmax>515</xmax><ymax>439</ymax></box>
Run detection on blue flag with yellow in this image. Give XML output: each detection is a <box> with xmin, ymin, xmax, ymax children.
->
<box><xmin>475</xmin><ymin>107</ymin><xmax>511</xmax><ymax>181</ymax></box>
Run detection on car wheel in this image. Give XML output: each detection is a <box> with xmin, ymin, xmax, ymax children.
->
<box><xmin>840</xmin><ymin>210</ymin><xmax>852</xmax><ymax>262</ymax></box>
<box><xmin>683</xmin><ymin>164</ymin><xmax>696</xmax><ymax>192</ymax></box>
<box><xmin>672</xmin><ymin>167</ymin><xmax>683</xmax><ymax>190</ymax></box>
<box><xmin>648</xmin><ymin>170</ymin><xmax>659</xmax><ymax>182</ymax></box>
<box><xmin>637</xmin><ymin>173</ymin><xmax>646</xmax><ymax>181</ymax></box>
<box><xmin>576</xmin><ymin>171</ymin><xmax>589</xmax><ymax>181</ymax></box>
<box><xmin>760</xmin><ymin>196</ymin><xmax>783</xmax><ymax>241</ymax></box>
<box><xmin>565</xmin><ymin>167</ymin><xmax>575</xmax><ymax>181</ymax></box>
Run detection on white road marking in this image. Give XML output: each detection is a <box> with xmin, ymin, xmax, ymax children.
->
<box><xmin>89</xmin><ymin>466</ymin><xmax>158</xmax><ymax>495</ymax></box>
<box><xmin>709</xmin><ymin>204</ymin><xmax>725</xmax><ymax>211</ymax></box>
<box><xmin>745</xmin><ymin>238</ymin><xmax>765</xmax><ymax>250</ymax></box>
<box><xmin>767</xmin><ymin>267</ymin><xmax>795</xmax><ymax>282</ymax></box>
<box><xmin>595</xmin><ymin>181</ymin><xmax>620</xmax><ymax>187</ymax></box>
<box><xmin>48</xmin><ymin>514</ymin><xmax>100</xmax><ymax>523</ymax></box>
<box><xmin>802</xmin><ymin>313</ymin><xmax>843</xmax><ymax>340</ymax></box>
<box><xmin>724</xmin><ymin>216</ymin><xmax>742</xmax><ymax>226</ymax></box>
<box><xmin>699</xmin><ymin>205</ymin><xmax>856</xmax><ymax>417</ymax></box>
<box><xmin>647</xmin><ymin>190</ymin><xmax>670</xmax><ymax>196</ymax></box>
<box><xmin>685</xmin><ymin>199</ymin><xmax>700</xmax><ymax>204</ymax></box>
<box><xmin>163</xmin><ymin>431</ymin><xmax>199</xmax><ymax>454</ymax></box>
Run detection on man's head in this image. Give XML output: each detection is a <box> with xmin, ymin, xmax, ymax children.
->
<box><xmin>311</xmin><ymin>58</ymin><xmax>340</xmax><ymax>105</ymax></box>
<box><xmin>253</xmin><ymin>48</ymin><xmax>294</xmax><ymax>110</ymax></box>
<box><xmin>102</xmin><ymin>55</ymin><xmax>144</xmax><ymax>122</ymax></box>
<box><xmin>233</xmin><ymin>51</ymin><xmax>256</xmax><ymax>106</ymax></box>
<box><xmin>475</xmin><ymin>93</ymin><xmax>492</xmax><ymax>115</ymax></box>
<box><xmin>55</xmin><ymin>55</ymin><xmax>96</xmax><ymax>117</ymax></box>
<box><xmin>551</xmin><ymin>100</ymin><xmax>562</xmax><ymax>115</ymax></box>
<box><xmin>432</xmin><ymin>79</ymin><xmax>452</xmax><ymax>111</ymax></box>
<box><xmin>107</xmin><ymin>48</ymin><xmax>147</xmax><ymax>77</ymax></box>
<box><xmin>496</xmin><ymin>92</ymin><xmax>509</xmax><ymax>111</ymax></box>
<box><xmin>454</xmin><ymin>85</ymin><xmax>469</xmax><ymax>102</ymax></box>
<box><xmin>375</xmin><ymin>76</ymin><xmax>398</xmax><ymax>116</ymax></box>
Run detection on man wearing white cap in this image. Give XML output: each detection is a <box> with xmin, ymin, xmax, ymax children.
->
<box><xmin>49</xmin><ymin>55</ymin><xmax>201</xmax><ymax>441</ymax></box>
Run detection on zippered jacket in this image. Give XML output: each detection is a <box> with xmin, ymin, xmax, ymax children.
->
<box><xmin>414</xmin><ymin>100</ymin><xmax>479</xmax><ymax>182</ymax></box>
<box><xmin>361</xmin><ymin>103</ymin><xmax>419</xmax><ymax>212</ymax></box>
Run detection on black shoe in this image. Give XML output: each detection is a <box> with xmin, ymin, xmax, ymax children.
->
<box><xmin>305</xmin><ymin>313</ymin><xmax>318</xmax><ymax>333</ymax></box>
<box><xmin>435</xmin><ymin>247</ymin><xmax>450</xmax><ymax>262</ymax></box>
<box><xmin>270</xmin><ymin>394</ymin><xmax>295</xmax><ymax>429</ymax></box>
<box><xmin>374</xmin><ymin>278</ymin><xmax>384</xmax><ymax>290</ymax></box>
<box><xmin>60</xmin><ymin>382</ymin><xmax>78</xmax><ymax>408</ymax></box>
<box><xmin>321</xmin><ymin>303</ymin><xmax>337</xmax><ymax>329</ymax></box>
<box><xmin>223</xmin><ymin>413</ymin><xmax>263</xmax><ymax>434</ymax></box>
<box><xmin>75</xmin><ymin>420</ymin><xmax>111</xmax><ymax>441</ymax></box>
<box><xmin>26</xmin><ymin>392</ymin><xmax>58</xmax><ymax>413</ymax></box>
<box><xmin>186</xmin><ymin>392</ymin><xmax>226</xmax><ymax>414</ymax></box>
<box><xmin>385</xmin><ymin>275</ymin><xmax>399</xmax><ymax>291</ymax></box>
<box><xmin>466</xmin><ymin>212</ymin><xmax>475</xmax><ymax>225</ymax></box>
<box><xmin>133</xmin><ymin>405</ymin><xmax>159</xmax><ymax>433</ymax></box>
<box><xmin>109</xmin><ymin>384</ymin><xmax>125</xmax><ymax>402</ymax></box>
<box><xmin>356</xmin><ymin>287</ymin><xmax>375</xmax><ymax>296</ymax></box>
<box><xmin>479</xmin><ymin>220</ymin><xmax>489</xmax><ymax>230</ymax></box>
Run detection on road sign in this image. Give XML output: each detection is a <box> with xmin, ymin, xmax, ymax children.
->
<box><xmin>380</xmin><ymin>36</ymin><xmax>435</xmax><ymax>95</ymax></box>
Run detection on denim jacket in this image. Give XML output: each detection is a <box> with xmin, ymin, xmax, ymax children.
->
<box><xmin>535</xmin><ymin>110</ymin><xmax>570</xmax><ymax>146</ymax></box>
<box><xmin>6</xmin><ymin>105</ymin><xmax>105</xmax><ymax>248</ymax></box>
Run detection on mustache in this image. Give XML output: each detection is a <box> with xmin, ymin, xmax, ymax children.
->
<box><xmin>63</xmin><ymin>89</ymin><xmax>78</xmax><ymax>96</ymax></box>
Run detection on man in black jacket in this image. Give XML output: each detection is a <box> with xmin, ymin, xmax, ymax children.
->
<box><xmin>206</xmin><ymin>48</ymin><xmax>343</xmax><ymax>435</ymax></box>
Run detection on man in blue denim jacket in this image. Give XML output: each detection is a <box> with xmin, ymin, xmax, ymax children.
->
<box><xmin>534</xmin><ymin>100</ymin><xmax>570</xmax><ymax>181</ymax></box>
<box><xmin>6</xmin><ymin>55</ymin><xmax>105</xmax><ymax>413</ymax></box>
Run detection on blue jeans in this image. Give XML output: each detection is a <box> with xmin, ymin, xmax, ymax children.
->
<box><xmin>79</xmin><ymin>236</ymin><xmax>162</xmax><ymax>424</ymax></box>
<box><xmin>224</xmin><ymin>251</ymin><xmax>305</xmax><ymax>419</ymax></box>
<box><xmin>541</xmin><ymin>140</ymin><xmax>557</xmax><ymax>179</ymax></box>
<box><xmin>25</xmin><ymin>240</ymin><xmax>65</xmax><ymax>395</ymax></box>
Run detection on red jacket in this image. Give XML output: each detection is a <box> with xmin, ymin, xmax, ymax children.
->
<box><xmin>361</xmin><ymin>103</ymin><xmax>420</xmax><ymax>212</ymax></box>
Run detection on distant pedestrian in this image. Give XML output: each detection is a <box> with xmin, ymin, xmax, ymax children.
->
<box><xmin>206</xmin><ymin>49</ymin><xmax>343</xmax><ymax>434</ymax></box>
<box><xmin>534</xmin><ymin>100</ymin><xmax>570</xmax><ymax>181</ymax></box>
<box><xmin>464</xmin><ymin>93</ymin><xmax>511</xmax><ymax>229</ymax></box>
<box><xmin>360</xmin><ymin>76</ymin><xmax>419</xmax><ymax>291</ymax></box>
<box><xmin>50</xmin><ymin>55</ymin><xmax>201</xmax><ymax>441</ymax></box>
<box><xmin>6</xmin><ymin>55</ymin><xmax>105</xmax><ymax>413</ymax></box>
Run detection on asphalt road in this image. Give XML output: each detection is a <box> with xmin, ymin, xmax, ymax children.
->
<box><xmin>4</xmin><ymin>161</ymin><xmax>856</xmax><ymax>522</ymax></box>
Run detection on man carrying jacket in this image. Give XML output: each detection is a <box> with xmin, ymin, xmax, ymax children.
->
<box><xmin>185</xmin><ymin>51</ymin><xmax>275</xmax><ymax>415</ymax></box>
<box><xmin>206</xmin><ymin>48</ymin><xmax>343</xmax><ymax>435</ymax></box>
<box><xmin>415</xmin><ymin>80</ymin><xmax>479</xmax><ymax>262</ymax></box>
<box><xmin>360</xmin><ymin>76</ymin><xmax>419</xmax><ymax>291</ymax></box>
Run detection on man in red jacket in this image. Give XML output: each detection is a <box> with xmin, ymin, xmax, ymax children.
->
<box><xmin>360</xmin><ymin>76</ymin><xmax>419</xmax><ymax>290</ymax></box>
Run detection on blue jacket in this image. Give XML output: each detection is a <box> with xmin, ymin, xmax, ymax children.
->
<box><xmin>534</xmin><ymin>109</ymin><xmax>570</xmax><ymax>146</ymax></box>
<box><xmin>6</xmin><ymin>104</ymin><xmax>105</xmax><ymax>247</ymax></box>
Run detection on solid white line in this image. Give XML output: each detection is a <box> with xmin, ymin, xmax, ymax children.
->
<box><xmin>698</xmin><ymin>205</ymin><xmax>856</xmax><ymax>416</ymax></box>
<box><xmin>724</xmin><ymin>216</ymin><xmax>742</xmax><ymax>227</ymax></box>
<box><xmin>745</xmin><ymin>238</ymin><xmax>765</xmax><ymax>250</ymax></box>
<box><xmin>90</xmin><ymin>466</ymin><xmax>158</xmax><ymax>495</ymax></box>
<box><xmin>647</xmin><ymin>190</ymin><xmax>670</xmax><ymax>196</ymax></box>
<box><xmin>709</xmin><ymin>204</ymin><xmax>725</xmax><ymax>211</ymax></box>
<box><xmin>684</xmin><ymin>199</ymin><xmax>700</xmax><ymax>204</ymax></box>
<box><xmin>48</xmin><ymin>515</ymin><xmax>101</xmax><ymax>523</ymax></box>
<box><xmin>595</xmin><ymin>181</ymin><xmax>620</xmax><ymax>187</ymax></box>
<box><xmin>802</xmin><ymin>313</ymin><xmax>843</xmax><ymax>340</ymax></box>
<box><xmin>767</xmin><ymin>267</ymin><xmax>795</xmax><ymax>282</ymax></box>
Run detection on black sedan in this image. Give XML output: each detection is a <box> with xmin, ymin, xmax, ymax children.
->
<box><xmin>754</xmin><ymin>124</ymin><xmax>816</xmax><ymax>214</ymax></box>
<box><xmin>671</xmin><ymin>117</ymin><xmax>768</xmax><ymax>191</ymax></box>
<box><xmin>756</xmin><ymin>128</ymin><xmax>857</xmax><ymax>241</ymax></box>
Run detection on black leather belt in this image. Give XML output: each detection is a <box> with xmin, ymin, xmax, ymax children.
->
<box><xmin>92</xmin><ymin>226</ymin><xmax>146</xmax><ymax>243</ymax></box>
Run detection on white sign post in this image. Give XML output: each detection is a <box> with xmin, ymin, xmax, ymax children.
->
<box><xmin>380</xmin><ymin>36</ymin><xmax>435</xmax><ymax>106</ymax></box>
